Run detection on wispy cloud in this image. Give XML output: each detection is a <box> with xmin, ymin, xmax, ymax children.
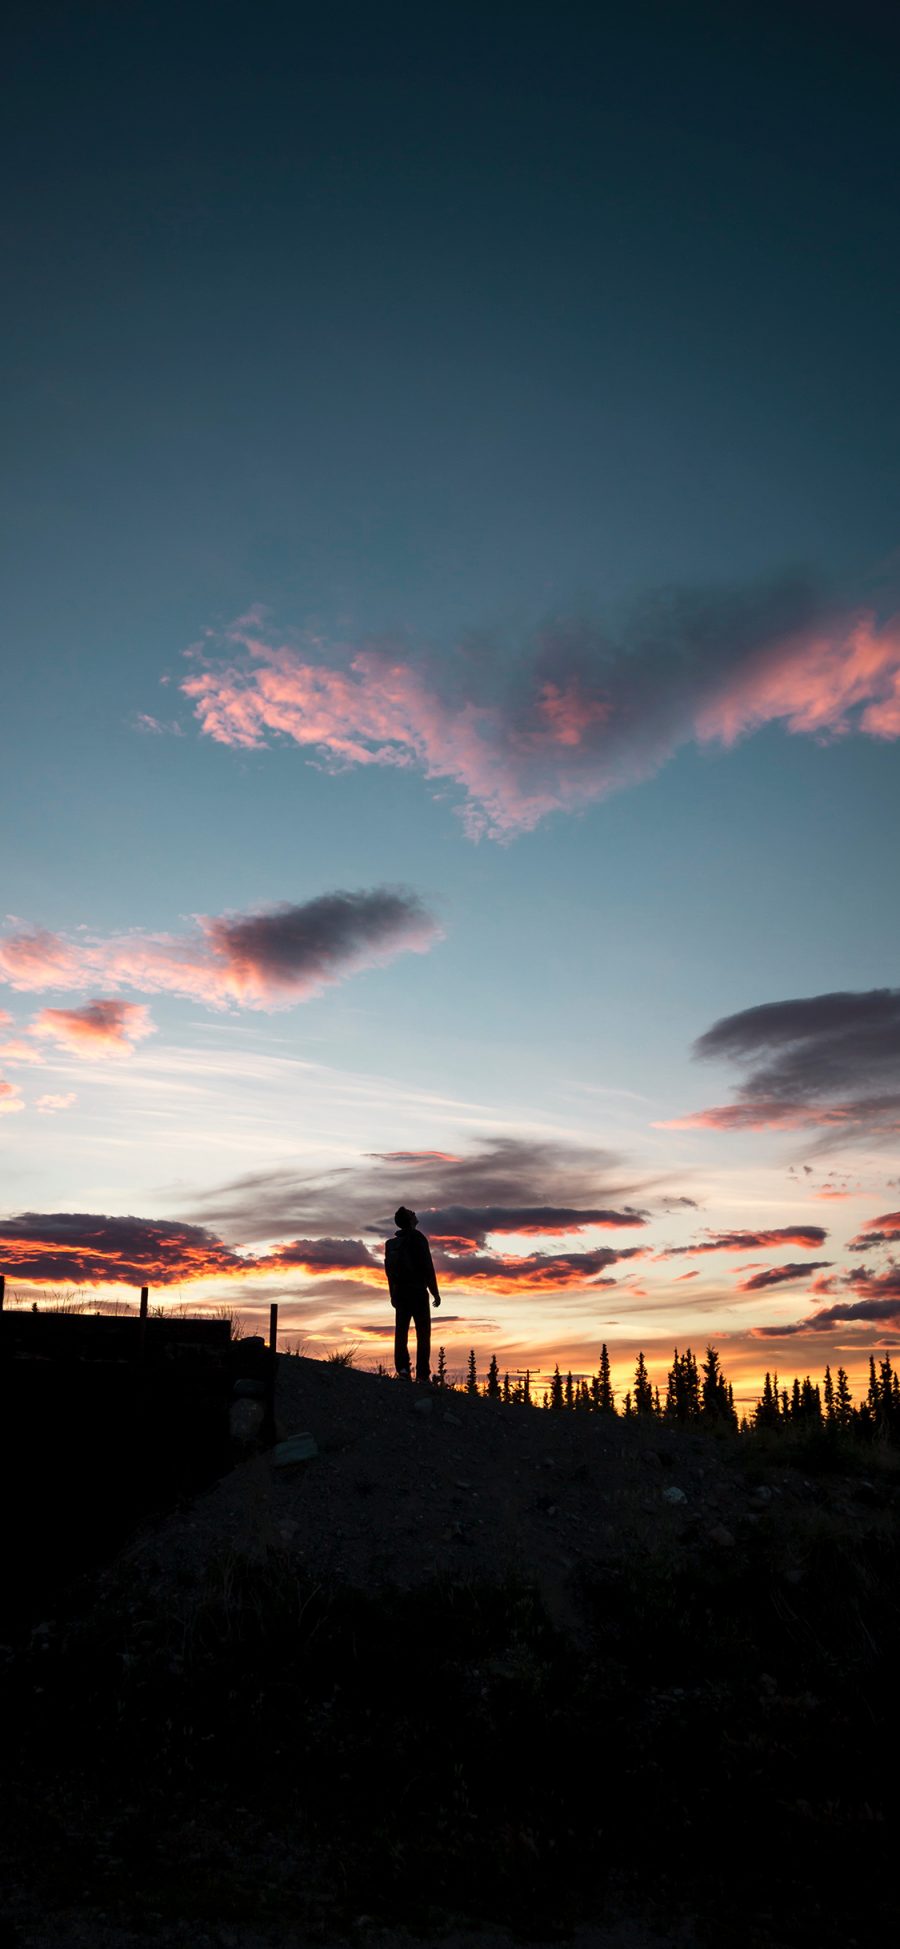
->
<box><xmin>738</xmin><ymin>1260</ymin><xmax>833</xmax><ymax>1292</ymax></box>
<box><xmin>753</xmin><ymin>1263</ymin><xmax>900</xmax><ymax>1335</ymax></box>
<box><xmin>35</xmin><ymin>1093</ymin><xmax>77</xmax><ymax>1115</ymax></box>
<box><xmin>176</xmin><ymin>592</ymin><xmax>900</xmax><ymax>839</ymax></box>
<box><xmin>406</xmin><ymin>1203</ymin><xmax>648</xmax><ymax>1249</ymax></box>
<box><xmin>0</xmin><ymin>888</ymin><xmax>440</xmax><ymax>1012</ymax></box>
<box><xmin>188</xmin><ymin>1134</ymin><xmax>647</xmax><ymax>1243</ymax></box>
<box><xmin>658</xmin><ymin>1224</ymin><xmax>827</xmax><ymax>1257</ymax></box>
<box><xmin>664</xmin><ymin>989</ymin><xmax>900</xmax><ymax>1144</ymax></box>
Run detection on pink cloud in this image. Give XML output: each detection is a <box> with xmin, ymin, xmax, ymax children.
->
<box><xmin>31</xmin><ymin>1000</ymin><xmax>156</xmax><ymax>1057</ymax></box>
<box><xmin>36</xmin><ymin>1092</ymin><xmax>77</xmax><ymax>1114</ymax></box>
<box><xmin>0</xmin><ymin>1077</ymin><xmax>24</xmax><ymax>1115</ymax></box>
<box><xmin>0</xmin><ymin>1038</ymin><xmax>45</xmax><ymax>1065</ymax></box>
<box><xmin>0</xmin><ymin>888</ymin><xmax>440</xmax><ymax>1013</ymax></box>
<box><xmin>656</xmin><ymin>1100</ymin><xmax>860</xmax><ymax>1132</ymax></box>
<box><xmin>693</xmin><ymin>614</ymin><xmax>900</xmax><ymax>746</ymax></box>
<box><xmin>176</xmin><ymin>603</ymin><xmax>900</xmax><ymax>839</ymax></box>
<box><xmin>0</xmin><ymin>926</ymin><xmax>83</xmax><ymax>989</ymax></box>
<box><xmin>849</xmin><ymin>1210</ymin><xmax>900</xmax><ymax>1249</ymax></box>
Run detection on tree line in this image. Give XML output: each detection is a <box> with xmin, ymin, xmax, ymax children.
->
<box><xmin>435</xmin><ymin>1341</ymin><xmax>900</xmax><ymax>1440</ymax></box>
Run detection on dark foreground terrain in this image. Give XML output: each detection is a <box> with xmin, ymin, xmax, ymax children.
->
<box><xmin>2</xmin><ymin>1355</ymin><xmax>898</xmax><ymax>1948</ymax></box>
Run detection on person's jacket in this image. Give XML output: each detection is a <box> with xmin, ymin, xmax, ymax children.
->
<box><xmin>384</xmin><ymin>1226</ymin><xmax>438</xmax><ymax>1305</ymax></box>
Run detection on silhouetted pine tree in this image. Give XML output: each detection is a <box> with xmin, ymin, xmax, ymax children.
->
<box><xmin>523</xmin><ymin>1369</ymin><xmax>533</xmax><ymax>1407</ymax></box>
<box><xmin>502</xmin><ymin>1371</ymin><xmax>512</xmax><ymax>1405</ymax></box>
<box><xmin>867</xmin><ymin>1356</ymin><xmax>879</xmax><ymax>1420</ymax></box>
<box><xmin>436</xmin><ymin>1346</ymin><xmax>448</xmax><ymax>1389</ymax></box>
<box><xmin>622</xmin><ymin>1389</ymin><xmax>634</xmax><ymax>1417</ymax></box>
<box><xmin>486</xmin><ymin>1354</ymin><xmax>501</xmax><ymax>1399</ymax></box>
<box><xmin>466</xmin><ymin>1349</ymin><xmax>478</xmax><ymax>1396</ymax></box>
<box><xmin>550</xmin><ymin>1364</ymin><xmax>564</xmax><ymax>1410</ymax></box>
<box><xmin>823</xmin><ymin>1364</ymin><xmax>835</xmax><ymax>1421</ymax></box>
<box><xmin>665</xmin><ymin>1347</ymin><xmax>701</xmax><ymax>1422</ymax></box>
<box><xmin>873</xmin><ymin>1353</ymin><xmax>900</xmax><ymax>1434</ymax></box>
<box><xmin>564</xmin><ymin>1371</ymin><xmax>574</xmax><ymax>1411</ymax></box>
<box><xmin>754</xmin><ymin>1371</ymin><xmax>780</xmax><ymax>1431</ymax></box>
<box><xmin>802</xmin><ymin>1376</ymin><xmax>822</xmax><ymax>1422</ymax></box>
<box><xmin>633</xmin><ymin>1352</ymin><xmax>654</xmax><ymax>1415</ymax></box>
<box><xmin>701</xmin><ymin>1345</ymin><xmax>734</xmax><ymax>1424</ymax></box>
<box><xmin>834</xmin><ymin>1366</ymin><xmax>852</xmax><ymax>1427</ymax></box>
<box><xmin>596</xmin><ymin>1342</ymin><xmax>616</xmax><ymax>1414</ymax></box>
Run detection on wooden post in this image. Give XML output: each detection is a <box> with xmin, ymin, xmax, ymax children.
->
<box><xmin>263</xmin><ymin>1301</ymin><xmax>279</xmax><ymax>1444</ymax></box>
<box><xmin>0</xmin><ymin>1274</ymin><xmax>5</xmax><ymax>1312</ymax></box>
<box><xmin>138</xmin><ymin>1284</ymin><xmax>149</xmax><ymax>1360</ymax></box>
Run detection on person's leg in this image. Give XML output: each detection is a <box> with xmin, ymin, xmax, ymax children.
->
<box><xmin>394</xmin><ymin>1299</ymin><xmax>413</xmax><ymax>1376</ymax></box>
<box><xmin>412</xmin><ymin>1294</ymin><xmax>431</xmax><ymax>1383</ymax></box>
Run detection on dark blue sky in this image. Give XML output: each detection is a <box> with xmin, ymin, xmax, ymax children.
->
<box><xmin>2</xmin><ymin>0</ymin><xmax>899</xmax><ymax>1380</ymax></box>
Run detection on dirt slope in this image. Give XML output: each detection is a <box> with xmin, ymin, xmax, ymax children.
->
<box><xmin>117</xmin><ymin>1354</ymin><xmax>824</xmax><ymax>1627</ymax></box>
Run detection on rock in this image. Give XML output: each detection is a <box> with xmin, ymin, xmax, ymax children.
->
<box><xmin>271</xmin><ymin>1432</ymin><xmax>318</xmax><ymax>1467</ymax></box>
<box><xmin>751</xmin><ymin>1484</ymin><xmax>773</xmax><ymax>1504</ymax></box>
<box><xmin>414</xmin><ymin>1396</ymin><xmax>433</xmax><ymax>1415</ymax></box>
<box><xmin>662</xmin><ymin>1485</ymin><xmax>687</xmax><ymax>1504</ymax></box>
<box><xmin>642</xmin><ymin>1450</ymin><xmax>662</xmax><ymax>1469</ymax></box>
<box><xmin>708</xmin><ymin>1523</ymin><xmax>735</xmax><ymax>1547</ymax></box>
<box><xmin>442</xmin><ymin>1411</ymin><xmax>460</xmax><ymax>1425</ymax></box>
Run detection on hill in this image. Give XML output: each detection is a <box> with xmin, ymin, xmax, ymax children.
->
<box><xmin>1</xmin><ymin>1355</ymin><xmax>897</xmax><ymax>1948</ymax></box>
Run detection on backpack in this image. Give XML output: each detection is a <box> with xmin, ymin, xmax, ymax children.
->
<box><xmin>384</xmin><ymin>1230</ymin><xmax>421</xmax><ymax>1302</ymax></box>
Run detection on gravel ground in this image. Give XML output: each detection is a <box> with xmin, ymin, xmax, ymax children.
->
<box><xmin>111</xmin><ymin>1354</ymin><xmax>789</xmax><ymax>1629</ymax></box>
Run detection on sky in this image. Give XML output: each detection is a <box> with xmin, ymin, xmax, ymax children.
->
<box><xmin>2</xmin><ymin>0</ymin><xmax>900</xmax><ymax>1405</ymax></box>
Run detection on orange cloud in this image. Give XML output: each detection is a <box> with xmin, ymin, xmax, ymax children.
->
<box><xmin>849</xmin><ymin>1210</ymin><xmax>900</xmax><ymax>1249</ymax></box>
<box><xmin>31</xmin><ymin>1000</ymin><xmax>156</xmax><ymax>1057</ymax></box>
<box><xmin>0</xmin><ymin>1213</ymin><xmax>251</xmax><ymax>1286</ymax></box>
<box><xmin>431</xmin><ymin>1244</ymin><xmax>644</xmax><ymax>1293</ymax></box>
<box><xmin>658</xmin><ymin>1225</ymin><xmax>827</xmax><ymax>1256</ymax></box>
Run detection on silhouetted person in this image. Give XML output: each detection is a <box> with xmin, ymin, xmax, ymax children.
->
<box><xmin>384</xmin><ymin>1206</ymin><xmax>441</xmax><ymax>1383</ymax></box>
